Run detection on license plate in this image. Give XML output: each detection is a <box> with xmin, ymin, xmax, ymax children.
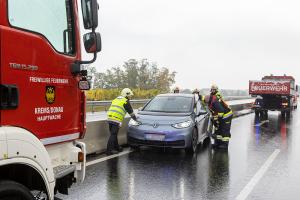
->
<box><xmin>145</xmin><ymin>134</ymin><xmax>165</xmax><ymax>141</ymax></box>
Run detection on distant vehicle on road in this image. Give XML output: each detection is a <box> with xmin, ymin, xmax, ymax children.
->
<box><xmin>249</xmin><ymin>74</ymin><xmax>298</xmax><ymax>118</ymax></box>
<box><xmin>127</xmin><ymin>94</ymin><xmax>210</xmax><ymax>153</ymax></box>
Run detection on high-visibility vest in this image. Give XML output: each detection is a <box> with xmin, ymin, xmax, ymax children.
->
<box><xmin>107</xmin><ymin>96</ymin><xmax>127</xmax><ymax>123</ymax></box>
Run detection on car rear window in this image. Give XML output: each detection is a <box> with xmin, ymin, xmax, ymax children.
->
<box><xmin>143</xmin><ymin>96</ymin><xmax>193</xmax><ymax>113</ymax></box>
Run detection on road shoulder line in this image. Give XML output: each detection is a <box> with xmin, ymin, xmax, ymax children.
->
<box><xmin>235</xmin><ymin>149</ymin><xmax>280</xmax><ymax>200</ymax></box>
<box><xmin>86</xmin><ymin>150</ymin><xmax>133</xmax><ymax>167</ymax></box>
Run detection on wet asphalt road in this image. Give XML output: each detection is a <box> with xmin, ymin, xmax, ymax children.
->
<box><xmin>58</xmin><ymin>108</ymin><xmax>300</xmax><ymax>200</ymax></box>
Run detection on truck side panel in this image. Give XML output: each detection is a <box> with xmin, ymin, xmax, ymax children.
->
<box><xmin>0</xmin><ymin>1</ymin><xmax>84</xmax><ymax>143</ymax></box>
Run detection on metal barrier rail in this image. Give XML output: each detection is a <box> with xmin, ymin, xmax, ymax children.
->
<box><xmin>86</xmin><ymin>96</ymin><xmax>252</xmax><ymax>113</ymax></box>
<box><xmin>87</xmin><ymin>99</ymin><xmax>150</xmax><ymax>113</ymax></box>
<box><xmin>81</xmin><ymin>98</ymin><xmax>254</xmax><ymax>154</ymax></box>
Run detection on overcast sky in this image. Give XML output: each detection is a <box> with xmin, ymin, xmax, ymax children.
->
<box><xmin>84</xmin><ymin>0</ymin><xmax>300</xmax><ymax>90</ymax></box>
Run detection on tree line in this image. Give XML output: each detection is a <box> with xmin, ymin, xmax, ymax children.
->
<box><xmin>88</xmin><ymin>59</ymin><xmax>176</xmax><ymax>93</ymax></box>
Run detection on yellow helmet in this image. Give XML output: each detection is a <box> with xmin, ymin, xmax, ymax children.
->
<box><xmin>121</xmin><ymin>88</ymin><xmax>134</xmax><ymax>97</ymax></box>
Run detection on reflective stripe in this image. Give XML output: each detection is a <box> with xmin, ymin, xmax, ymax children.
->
<box><xmin>222</xmin><ymin>137</ymin><xmax>230</xmax><ymax>142</ymax></box>
<box><xmin>216</xmin><ymin>135</ymin><xmax>223</xmax><ymax>139</ymax></box>
<box><xmin>41</xmin><ymin>132</ymin><xmax>80</xmax><ymax>145</ymax></box>
<box><xmin>109</xmin><ymin>108</ymin><xmax>126</xmax><ymax>116</ymax></box>
<box><xmin>223</xmin><ymin>110</ymin><xmax>233</xmax><ymax>119</ymax></box>
<box><xmin>111</xmin><ymin>105</ymin><xmax>126</xmax><ymax>113</ymax></box>
<box><xmin>218</xmin><ymin>112</ymin><xmax>224</xmax><ymax>117</ymax></box>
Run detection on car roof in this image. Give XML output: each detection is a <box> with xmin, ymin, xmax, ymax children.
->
<box><xmin>156</xmin><ymin>93</ymin><xmax>194</xmax><ymax>98</ymax></box>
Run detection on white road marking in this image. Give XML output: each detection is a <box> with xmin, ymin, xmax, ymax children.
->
<box><xmin>235</xmin><ymin>149</ymin><xmax>280</xmax><ymax>200</ymax></box>
<box><xmin>253</xmin><ymin>120</ymin><xmax>269</xmax><ymax>127</ymax></box>
<box><xmin>86</xmin><ymin>149</ymin><xmax>133</xmax><ymax>167</ymax></box>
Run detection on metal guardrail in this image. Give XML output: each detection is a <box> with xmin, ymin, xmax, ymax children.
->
<box><xmin>87</xmin><ymin>99</ymin><xmax>150</xmax><ymax>113</ymax></box>
<box><xmin>86</xmin><ymin>96</ymin><xmax>253</xmax><ymax>113</ymax></box>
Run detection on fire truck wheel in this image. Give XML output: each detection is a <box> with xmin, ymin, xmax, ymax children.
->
<box><xmin>286</xmin><ymin>110</ymin><xmax>291</xmax><ymax>118</ymax></box>
<box><xmin>0</xmin><ymin>180</ymin><xmax>34</xmax><ymax>200</ymax></box>
<box><xmin>281</xmin><ymin>111</ymin><xmax>285</xmax><ymax>118</ymax></box>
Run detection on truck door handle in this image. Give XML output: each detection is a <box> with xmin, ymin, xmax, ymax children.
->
<box><xmin>0</xmin><ymin>84</ymin><xmax>19</xmax><ymax>109</ymax></box>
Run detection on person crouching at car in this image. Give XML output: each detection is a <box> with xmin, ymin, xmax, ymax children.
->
<box><xmin>106</xmin><ymin>88</ymin><xmax>137</xmax><ymax>155</ymax></box>
<box><xmin>203</xmin><ymin>94</ymin><xmax>233</xmax><ymax>149</ymax></box>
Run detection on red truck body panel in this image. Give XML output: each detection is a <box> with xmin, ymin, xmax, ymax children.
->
<box><xmin>249</xmin><ymin>80</ymin><xmax>291</xmax><ymax>95</ymax></box>
<box><xmin>0</xmin><ymin>0</ymin><xmax>85</xmax><ymax>144</ymax></box>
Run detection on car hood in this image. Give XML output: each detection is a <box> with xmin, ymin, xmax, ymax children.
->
<box><xmin>136</xmin><ymin>112</ymin><xmax>193</xmax><ymax>125</ymax></box>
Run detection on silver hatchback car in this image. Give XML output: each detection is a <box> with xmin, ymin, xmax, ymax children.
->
<box><xmin>127</xmin><ymin>93</ymin><xmax>210</xmax><ymax>153</ymax></box>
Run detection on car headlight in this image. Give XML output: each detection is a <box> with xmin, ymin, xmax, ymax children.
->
<box><xmin>172</xmin><ymin>120</ymin><xmax>192</xmax><ymax>129</ymax></box>
<box><xmin>129</xmin><ymin>119</ymin><xmax>141</xmax><ymax>126</ymax></box>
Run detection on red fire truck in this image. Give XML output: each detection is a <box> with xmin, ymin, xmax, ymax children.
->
<box><xmin>249</xmin><ymin>75</ymin><xmax>298</xmax><ymax>118</ymax></box>
<box><xmin>0</xmin><ymin>0</ymin><xmax>101</xmax><ymax>199</ymax></box>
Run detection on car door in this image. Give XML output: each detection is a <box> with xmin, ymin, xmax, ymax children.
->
<box><xmin>195</xmin><ymin>100</ymin><xmax>209</xmax><ymax>140</ymax></box>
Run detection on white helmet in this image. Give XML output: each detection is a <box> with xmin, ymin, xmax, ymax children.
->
<box><xmin>121</xmin><ymin>88</ymin><xmax>134</xmax><ymax>97</ymax></box>
<box><xmin>211</xmin><ymin>84</ymin><xmax>218</xmax><ymax>91</ymax></box>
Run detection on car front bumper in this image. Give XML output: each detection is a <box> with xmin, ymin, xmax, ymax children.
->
<box><xmin>127</xmin><ymin>125</ymin><xmax>194</xmax><ymax>149</ymax></box>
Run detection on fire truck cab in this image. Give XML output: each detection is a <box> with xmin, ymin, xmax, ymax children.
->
<box><xmin>0</xmin><ymin>0</ymin><xmax>101</xmax><ymax>199</ymax></box>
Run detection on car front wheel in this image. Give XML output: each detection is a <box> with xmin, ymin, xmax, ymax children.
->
<box><xmin>185</xmin><ymin>128</ymin><xmax>198</xmax><ymax>154</ymax></box>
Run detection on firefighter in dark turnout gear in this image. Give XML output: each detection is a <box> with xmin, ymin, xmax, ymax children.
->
<box><xmin>106</xmin><ymin>88</ymin><xmax>137</xmax><ymax>155</ymax></box>
<box><xmin>204</xmin><ymin>94</ymin><xmax>233</xmax><ymax>149</ymax></box>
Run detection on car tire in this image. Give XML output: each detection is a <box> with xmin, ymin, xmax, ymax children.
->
<box><xmin>185</xmin><ymin>128</ymin><xmax>198</xmax><ymax>154</ymax></box>
<box><xmin>0</xmin><ymin>180</ymin><xmax>34</xmax><ymax>200</ymax></box>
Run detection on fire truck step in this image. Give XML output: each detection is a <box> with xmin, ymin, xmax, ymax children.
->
<box><xmin>53</xmin><ymin>165</ymin><xmax>76</xmax><ymax>179</ymax></box>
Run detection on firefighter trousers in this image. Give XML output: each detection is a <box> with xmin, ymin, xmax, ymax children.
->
<box><xmin>107</xmin><ymin>122</ymin><xmax>121</xmax><ymax>152</ymax></box>
<box><xmin>215</xmin><ymin>115</ymin><xmax>232</xmax><ymax>146</ymax></box>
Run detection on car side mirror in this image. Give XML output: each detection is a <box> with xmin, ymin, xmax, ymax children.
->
<box><xmin>81</xmin><ymin>0</ymin><xmax>98</xmax><ymax>29</ymax></box>
<box><xmin>83</xmin><ymin>32</ymin><xmax>101</xmax><ymax>53</ymax></box>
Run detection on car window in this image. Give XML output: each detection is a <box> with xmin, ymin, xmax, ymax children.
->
<box><xmin>143</xmin><ymin>96</ymin><xmax>193</xmax><ymax>113</ymax></box>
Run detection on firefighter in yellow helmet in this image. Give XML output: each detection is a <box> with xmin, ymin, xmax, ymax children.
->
<box><xmin>106</xmin><ymin>88</ymin><xmax>137</xmax><ymax>155</ymax></box>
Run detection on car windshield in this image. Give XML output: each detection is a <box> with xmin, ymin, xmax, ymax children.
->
<box><xmin>143</xmin><ymin>96</ymin><xmax>193</xmax><ymax>113</ymax></box>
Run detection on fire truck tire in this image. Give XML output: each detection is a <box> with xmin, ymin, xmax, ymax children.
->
<box><xmin>286</xmin><ymin>110</ymin><xmax>291</xmax><ymax>118</ymax></box>
<box><xmin>281</xmin><ymin>111</ymin><xmax>285</xmax><ymax>118</ymax></box>
<box><xmin>263</xmin><ymin>111</ymin><xmax>268</xmax><ymax>119</ymax></box>
<box><xmin>0</xmin><ymin>180</ymin><xmax>34</xmax><ymax>200</ymax></box>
